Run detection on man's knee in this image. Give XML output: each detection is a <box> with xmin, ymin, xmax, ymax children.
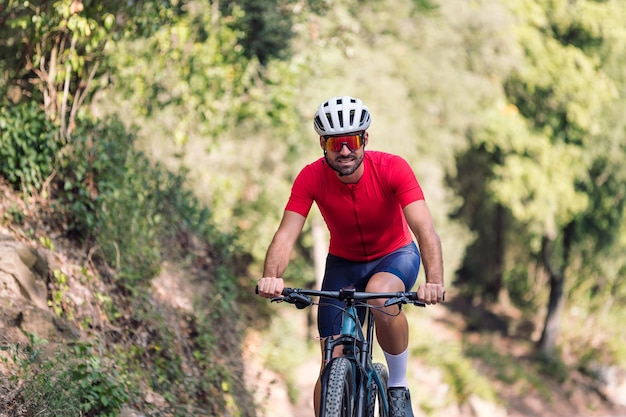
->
<box><xmin>366</xmin><ymin>271</ymin><xmax>404</xmax><ymax>292</ymax></box>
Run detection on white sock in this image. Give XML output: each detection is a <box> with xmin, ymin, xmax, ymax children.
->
<box><xmin>383</xmin><ymin>348</ymin><xmax>409</xmax><ymax>388</ymax></box>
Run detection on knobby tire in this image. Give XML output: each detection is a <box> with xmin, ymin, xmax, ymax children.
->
<box><xmin>323</xmin><ymin>357</ymin><xmax>355</xmax><ymax>417</ymax></box>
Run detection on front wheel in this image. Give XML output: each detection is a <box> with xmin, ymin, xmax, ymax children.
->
<box><xmin>323</xmin><ymin>357</ymin><xmax>355</xmax><ymax>417</ymax></box>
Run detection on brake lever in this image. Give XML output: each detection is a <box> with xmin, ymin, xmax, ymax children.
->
<box><xmin>384</xmin><ymin>296</ymin><xmax>408</xmax><ymax>307</ymax></box>
<box><xmin>384</xmin><ymin>296</ymin><xmax>427</xmax><ymax>308</ymax></box>
<box><xmin>272</xmin><ymin>293</ymin><xmax>312</xmax><ymax>309</ymax></box>
<box><xmin>290</xmin><ymin>293</ymin><xmax>313</xmax><ymax>309</ymax></box>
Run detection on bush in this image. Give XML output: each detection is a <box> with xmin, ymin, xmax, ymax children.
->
<box><xmin>0</xmin><ymin>101</ymin><xmax>61</xmax><ymax>192</ymax></box>
<box><xmin>54</xmin><ymin>115</ymin><xmax>233</xmax><ymax>288</ymax></box>
<box><xmin>53</xmin><ymin>117</ymin><xmax>163</xmax><ymax>284</ymax></box>
<box><xmin>1</xmin><ymin>337</ymin><xmax>130</xmax><ymax>417</ymax></box>
<box><xmin>0</xmin><ymin>103</ymin><xmax>233</xmax><ymax>290</ymax></box>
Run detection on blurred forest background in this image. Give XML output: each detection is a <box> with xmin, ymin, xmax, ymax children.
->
<box><xmin>1</xmin><ymin>0</ymin><xmax>626</xmax><ymax>416</ymax></box>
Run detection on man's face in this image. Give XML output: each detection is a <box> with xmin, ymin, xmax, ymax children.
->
<box><xmin>321</xmin><ymin>132</ymin><xmax>367</xmax><ymax>177</ymax></box>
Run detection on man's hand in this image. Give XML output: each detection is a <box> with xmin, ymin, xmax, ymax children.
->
<box><xmin>417</xmin><ymin>282</ymin><xmax>445</xmax><ymax>305</ymax></box>
<box><xmin>257</xmin><ymin>277</ymin><xmax>285</xmax><ymax>299</ymax></box>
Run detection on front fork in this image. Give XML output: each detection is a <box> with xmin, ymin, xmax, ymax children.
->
<box><xmin>319</xmin><ymin>307</ymin><xmax>377</xmax><ymax>417</ymax></box>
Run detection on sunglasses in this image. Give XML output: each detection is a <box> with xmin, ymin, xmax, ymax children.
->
<box><xmin>323</xmin><ymin>133</ymin><xmax>365</xmax><ymax>152</ymax></box>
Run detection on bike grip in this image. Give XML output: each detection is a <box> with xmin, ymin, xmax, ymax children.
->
<box><xmin>255</xmin><ymin>285</ymin><xmax>293</xmax><ymax>295</ymax></box>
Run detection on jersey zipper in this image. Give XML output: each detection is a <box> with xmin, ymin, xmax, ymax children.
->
<box><xmin>349</xmin><ymin>187</ymin><xmax>368</xmax><ymax>259</ymax></box>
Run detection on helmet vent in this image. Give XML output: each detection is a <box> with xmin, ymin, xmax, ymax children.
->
<box><xmin>314</xmin><ymin>115</ymin><xmax>324</xmax><ymax>131</ymax></box>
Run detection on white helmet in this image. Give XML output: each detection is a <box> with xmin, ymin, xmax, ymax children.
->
<box><xmin>313</xmin><ymin>96</ymin><xmax>371</xmax><ymax>136</ymax></box>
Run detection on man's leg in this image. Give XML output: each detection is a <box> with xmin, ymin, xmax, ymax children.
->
<box><xmin>366</xmin><ymin>272</ymin><xmax>415</xmax><ymax>417</ymax></box>
<box><xmin>366</xmin><ymin>272</ymin><xmax>409</xmax><ymax>363</ymax></box>
<box><xmin>314</xmin><ymin>340</ymin><xmax>323</xmax><ymax>417</ymax></box>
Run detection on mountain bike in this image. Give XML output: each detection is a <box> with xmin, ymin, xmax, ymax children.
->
<box><xmin>262</xmin><ymin>285</ymin><xmax>426</xmax><ymax>417</ymax></box>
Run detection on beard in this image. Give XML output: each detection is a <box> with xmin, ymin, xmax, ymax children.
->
<box><xmin>325</xmin><ymin>150</ymin><xmax>365</xmax><ymax>177</ymax></box>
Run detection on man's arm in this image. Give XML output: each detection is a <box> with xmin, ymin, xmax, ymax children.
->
<box><xmin>257</xmin><ymin>210</ymin><xmax>307</xmax><ymax>298</ymax></box>
<box><xmin>403</xmin><ymin>200</ymin><xmax>445</xmax><ymax>304</ymax></box>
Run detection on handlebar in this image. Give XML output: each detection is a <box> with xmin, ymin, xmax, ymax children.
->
<box><xmin>255</xmin><ymin>285</ymin><xmax>427</xmax><ymax>309</ymax></box>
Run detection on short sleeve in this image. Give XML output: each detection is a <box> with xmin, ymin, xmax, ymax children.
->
<box><xmin>284</xmin><ymin>165</ymin><xmax>316</xmax><ymax>217</ymax></box>
<box><xmin>388</xmin><ymin>156</ymin><xmax>424</xmax><ymax>207</ymax></box>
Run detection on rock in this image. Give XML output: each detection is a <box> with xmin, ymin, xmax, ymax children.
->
<box><xmin>598</xmin><ymin>365</ymin><xmax>626</xmax><ymax>407</ymax></box>
<box><xmin>0</xmin><ymin>237</ymin><xmax>80</xmax><ymax>341</ymax></box>
<box><xmin>18</xmin><ymin>305</ymin><xmax>57</xmax><ymax>340</ymax></box>
<box><xmin>0</xmin><ymin>239</ymin><xmax>49</xmax><ymax>310</ymax></box>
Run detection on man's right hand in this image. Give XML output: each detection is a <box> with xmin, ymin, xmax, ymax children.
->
<box><xmin>257</xmin><ymin>277</ymin><xmax>285</xmax><ymax>299</ymax></box>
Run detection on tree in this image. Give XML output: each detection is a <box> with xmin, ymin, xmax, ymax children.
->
<box><xmin>0</xmin><ymin>0</ymin><xmax>184</xmax><ymax>139</ymax></box>
<box><xmin>451</xmin><ymin>0</ymin><xmax>626</xmax><ymax>358</ymax></box>
<box><xmin>219</xmin><ymin>0</ymin><xmax>295</xmax><ymax>64</ymax></box>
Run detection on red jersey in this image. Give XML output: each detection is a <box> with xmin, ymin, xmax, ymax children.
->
<box><xmin>285</xmin><ymin>151</ymin><xmax>425</xmax><ymax>262</ymax></box>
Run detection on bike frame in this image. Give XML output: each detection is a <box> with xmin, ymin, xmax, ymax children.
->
<box><xmin>318</xmin><ymin>289</ymin><xmax>389</xmax><ymax>417</ymax></box>
<box><xmin>259</xmin><ymin>285</ymin><xmax>425</xmax><ymax>417</ymax></box>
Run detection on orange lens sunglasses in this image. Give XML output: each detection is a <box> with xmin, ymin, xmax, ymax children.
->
<box><xmin>324</xmin><ymin>134</ymin><xmax>364</xmax><ymax>152</ymax></box>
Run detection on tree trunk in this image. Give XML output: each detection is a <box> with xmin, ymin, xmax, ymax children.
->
<box><xmin>537</xmin><ymin>269</ymin><xmax>565</xmax><ymax>357</ymax></box>
<box><xmin>537</xmin><ymin>223</ymin><xmax>574</xmax><ymax>357</ymax></box>
<box><xmin>490</xmin><ymin>203</ymin><xmax>505</xmax><ymax>299</ymax></box>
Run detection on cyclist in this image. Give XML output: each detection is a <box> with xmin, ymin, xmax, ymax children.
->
<box><xmin>257</xmin><ymin>95</ymin><xmax>445</xmax><ymax>417</ymax></box>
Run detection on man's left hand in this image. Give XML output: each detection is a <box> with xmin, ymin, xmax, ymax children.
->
<box><xmin>417</xmin><ymin>283</ymin><xmax>445</xmax><ymax>304</ymax></box>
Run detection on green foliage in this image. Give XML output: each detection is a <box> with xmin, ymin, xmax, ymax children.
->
<box><xmin>0</xmin><ymin>1</ymin><xmax>109</xmax><ymax>132</ymax></box>
<box><xmin>108</xmin><ymin>292</ymin><xmax>246</xmax><ymax>416</ymax></box>
<box><xmin>220</xmin><ymin>0</ymin><xmax>295</xmax><ymax>64</ymax></box>
<box><xmin>2</xmin><ymin>0</ymin><xmax>626</xmax><ymax>413</ymax></box>
<box><xmin>499</xmin><ymin>0</ymin><xmax>619</xmax><ymax>230</ymax></box>
<box><xmin>48</xmin><ymin>269</ymin><xmax>72</xmax><ymax>319</ymax></box>
<box><xmin>2</xmin><ymin>203</ymin><xmax>25</xmax><ymax>224</ymax></box>
<box><xmin>108</xmin><ymin>0</ymin><xmax>262</xmax><ymax>143</ymax></box>
<box><xmin>67</xmin><ymin>343</ymin><xmax>131</xmax><ymax>417</ymax></box>
<box><xmin>48</xmin><ymin>114</ymin><xmax>239</xmax><ymax>290</ymax></box>
<box><xmin>410</xmin><ymin>333</ymin><xmax>498</xmax><ymax>407</ymax></box>
<box><xmin>65</xmin><ymin>116</ymin><xmax>238</xmax><ymax>282</ymax></box>
<box><xmin>0</xmin><ymin>101</ymin><xmax>61</xmax><ymax>192</ymax></box>
<box><xmin>130</xmin><ymin>303</ymin><xmax>189</xmax><ymax>394</ymax></box>
<box><xmin>104</xmin><ymin>0</ymin><xmax>307</xmax><ymax>267</ymax></box>
<box><xmin>52</xmin><ymin>117</ymin><xmax>160</xmax><ymax>284</ymax></box>
<box><xmin>0</xmin><ymin>100</ymin><xmax>242</xmax><ymax>292</ymax></box>
<box><xmin>576</xmin><ymin>156</ymin><xmax>626</xmax><ymax>253</ymax></box>
<box><xmin>411</xmin><ymin>0</ymin><xmax>439</xmax><ymax>13</ymax></box>
<box><xmin>1</xmin><ymin>337</ymin><xmax>131</xmax><ymax>417</ymax></box>
<box><xmin>258</xmin><ymin>311</ymin><xmax>316</xmax><ymax>403</ymax></box>
<box><xmin>0</xmin><ymin>276</ymin><xmax>249</xmax><ymax>416</ymax></box>
<box><xmin>0</xmin><ymin>1</ymin><xmax>186</xmax><ymax>134</ymax></box>
<box><xmin>0</xmin><ymin>332</ymin><xmax>46</xmax><ymax>370</ymax></box>
<box><xmin>464</xmin><ymin>338</ymin><xmax>557</xmax><ymax>401</ymax></box>
<box><xmin>192</xmin><ymin>306</ymin><xmax>239</xmax><ymax>413</ymax></box>
<box><xmin>536</xmin><ymin>352</ymin><xmax>569</xmax><ymax>383</ymax></box>
<box><xmin>449</xmin><ymin>0</ymin><xmax>626</xmax><ymax>360</ymax></box>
